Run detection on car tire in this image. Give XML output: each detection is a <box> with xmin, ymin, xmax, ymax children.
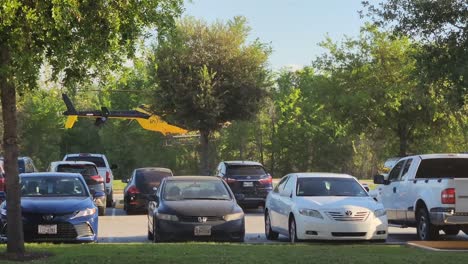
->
<box><xmin>106</xmin><ymin>190</ymin><xmax>113</xmax><ymax>207</ymax></box>
<box><xmin>264</xmin><ymin>211</ymin><xmax>279</xmax><ymax>240</ymax></box>
<box><xmin>147</xmin><ymin>230</ymin><xmax>154</xmax><ymax>241</ymax></box>
<box><xmin>416</xmin><ymin>207</ymin><xmax>439</xmax><ymax>241</ymax></box>
<box><xmin>98</xmin><ymin>206</ymin><xmax>106</xmax><ymax>216</ymax></box>
<box><xmin>443</xmin><ymin>226</ymin><xmax>460</xmax><ymax>235</ymax></box>
<box><xmin>153</xmin><ymin>218</ymin><xmax>164</xmax><ymax>243</ymax></box>
<box><xmin>289</xmin><ymin>216</ymin><xmax>299</xmax><ymax>243</ymax></box>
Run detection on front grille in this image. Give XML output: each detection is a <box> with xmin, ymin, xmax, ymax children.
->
<box><xmin>24</xmin><ymin>222</ymin><xmax>78</xmax><ymax>240</ymax></box>
<box><xmin>178</xmin><ymin>216</ymin><xmax>224</xmax><ymax>223</ymax></box>
<box><xmin>326</xmin><ymin>211</ymin><xmax>369</xmax><ymax>221</ymax></box>
<box><xmin>332</xmin><ymin>232</ymin><xmax>367</xmax><ymax>237</ymax></box>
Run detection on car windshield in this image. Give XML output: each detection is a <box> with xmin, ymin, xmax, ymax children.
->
<box><xmin>65</xmin><ymin>156</ymin><xmax>105</xmax><ymax>167</ymax></box>
<box><xmin>135</xmin><ymin>169</ymin><xmax>172</xmax><ymax>193</ymax></box>
<box><xmin>57</xmin><ymin>164</ymin><xmax>98</xmax><ymax>177</ymax></box>
<box><xmin>226</xmin><ymin>165</ymin><xmax>266</xmax><ymax>176</ymax></box>
<box><xmin>296</xmin><ymin>177</ymin><xmax>368</xmax><ymax>197</ymax></box>
<box><xmin>20</xmin><ymin>176</ymin><xmax>88</xmax><ymax>197</ymax></box>
<box><xmin>163</xmin><ymin>180</ymin><xmax>231</xmax><ymax>201</ymax></box>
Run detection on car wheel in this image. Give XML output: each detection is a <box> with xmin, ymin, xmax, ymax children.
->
<box><xmin>416</xmin><ymin>207</ymin><xmax>439</xmax><ymax>241</ymax></box>
<box><xmin>98</xmin><ymin>206</ymin><xmax>106</xmax><ymax>216</ymax></box>
<box><xmin>289</xmin><ymin>216</ymin><xmax>299</xmax><ymax>243</ymax></box>
<box><xmin>147</xmin><ymin>229</ymin><xmax>154</xmax><ymax>241</ymax></box>
<box><xmin>152</xmin><ymin>217</ymin><xmax>164</xmax><ymax>243</ymax></box>
<box><xmin>106</xmin><ymin>190</ymin><xmax>113</xmax><ymax>207</ymax></box>
<box><xmin>264</xmin><ymin>211</ymin><xmax>279</xmax><ymax>240</ymax></box>
<box><xmin>443</xmin><ymin>226</ymin><xmax>460</xmax><ymax>235</ymax></box>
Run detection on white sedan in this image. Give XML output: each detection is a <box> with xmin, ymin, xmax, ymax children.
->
<box><xmin>264</xmin><ymin>173</ymin><xmax>388</xmax><ymax>242</ymax></box>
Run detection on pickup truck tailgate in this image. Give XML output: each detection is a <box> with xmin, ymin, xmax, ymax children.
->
<box><xmin>455</xmin><ymin>178</ymin><xmax>468</xmax><ymax>213</ymax></box>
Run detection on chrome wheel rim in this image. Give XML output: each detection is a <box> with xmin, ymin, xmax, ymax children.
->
<box><xmin>419</xmin><ymin>215</ymin><xmax>427</xmax><ymax>240</ymax></box>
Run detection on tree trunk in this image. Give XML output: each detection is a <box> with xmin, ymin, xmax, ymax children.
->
<box><xmin>0</xmin><ymin>45</ymin><xmax>25</xmax><ymax>255</ymax></box>
<box><xmin>397</xmin><ymin>123</ymin><xmax>408</xmax><ymax>157</ymax></box>
<box><xmin>199</xmin><ymin>129</ymin><xmax>210</xmax><ymax>175</ymax></box>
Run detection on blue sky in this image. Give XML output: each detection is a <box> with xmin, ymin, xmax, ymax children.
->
<box><xmin>184</xmin><ymin>0</ymin><xmax>368</xmax><ymax>70</ymax></box>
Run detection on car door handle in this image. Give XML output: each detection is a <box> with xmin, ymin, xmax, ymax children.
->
<box><xmin>393</xmin><ymin>187</ymin><xmax>397</xmax><ymax>193</ymax></box>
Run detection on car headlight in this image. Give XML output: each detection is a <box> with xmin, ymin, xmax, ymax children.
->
<box><xmin>71</xmin><ymin>208</ymin><xmax>97</xmax><ymax>219</ymax></box>
<box><xmin>223</xmin><ymin>212</ymin><xmax>244</xmax><ymax>221</ymax></box>
<box><xmin>298</xmin><ymin>209</ymin><xmax>323</xmax><ymax>219</ymax></box>
<box><xmin>374</xmin><ymin>208</ymin><xmax>386</xmax><ymax>217</ymax></box>
<box><xmin>157</xmin><ymin>213</ymin><xmax>179</xmax><ymax>221</ymax></box>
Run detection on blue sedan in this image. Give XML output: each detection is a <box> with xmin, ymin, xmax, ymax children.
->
<box><xmin>0</xmin><ymin>172</ymin><xmax>104</xmax><ymax>242</ymax></box>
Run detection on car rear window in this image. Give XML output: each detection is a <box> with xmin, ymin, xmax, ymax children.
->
<box><xmin>65</xmin><ymin>156</ymin><xmax>106</xmax><ymax>167</ymax></box>
<box><xmin>57</xmin><ymin>164</ymin><xmax>98</xmax><ymax>177</ymax></box>
<box><xmin>416</xmin><ymin>158</ymin><xmax>468</xmax><ymax>179</ymax></box>
<box><xmin>135</xmin><ymin>169</ymin><xmax>172</xmax><ymax>193</ymax></box>
<box><xmin>226</xmin><ymin>165</ymin><xmax>266</xmax><ymax>176</ymax></box>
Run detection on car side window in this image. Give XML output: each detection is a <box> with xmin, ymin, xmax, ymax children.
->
<box><xmin>400</xmin><ymin>159</ymin><xmax>413</xmax><ymax>180</ymax></box>
<box><xmin>283</xmin><ymin>176</ymin><xmax>296</xmax><ymax>196</ymax></box>
<box><xmin>273</xmin><ymin>176</ymin><xmax>289</xmax><ymax>193</ymax></box>
<box><xmin>388</xmin><ymin>160</ymin><xmax>405</xmax><ymax>182</ymax></box>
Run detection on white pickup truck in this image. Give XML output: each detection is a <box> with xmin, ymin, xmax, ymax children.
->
<box><xmin>373</xmin><ymin>153</ymin><xmax>468</xmax><ymax>240</ymax></box>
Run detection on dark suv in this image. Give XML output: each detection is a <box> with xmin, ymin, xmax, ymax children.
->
<box><xmin>0</xmin><ymin>157</ymin><xmax>38</xmax><ymax>202</ymax></box>
<box><xmin>215</xmin><ymin>161</ymin><xmax>273</xmax><ymax>208</ymax></box>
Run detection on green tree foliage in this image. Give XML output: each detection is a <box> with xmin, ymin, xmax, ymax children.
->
<box><xmin>363</xmin><ymin>0</ymin><xmax>467</xmax><ymax>108</ymax></box>
<box><xmin>315</xmin><ymin>26</ymin><xmax>446</xmax><ymax>156</ymax></box>
<box><xmin>0</xmin><ymin>0</ymin><xmax>182</xmax><ymax>255</ymax></box>
<box><xmin>149</xmin><ymin>16</ymin><xmax>271</xmax><ymax>174</ymax></box>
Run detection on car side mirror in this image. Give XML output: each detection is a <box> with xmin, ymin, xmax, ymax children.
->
<box><xmin>373</xmin><ymin>175</ymin><xmax>386</xmax><ymax>185</ymax></box>
<box><xmin>364</xmin><ymin>186</ymin><xmax>370</xmax><ymax>192</ymax></box>
<box><xmin>111</xmin><ymin>164</ymin><xmax>118</xmax><ymax>170</ymax></box>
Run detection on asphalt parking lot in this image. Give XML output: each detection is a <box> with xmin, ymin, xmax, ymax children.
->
<box><xmin>98</xmin><ymin>194</ymin><xmax>468</xmax><ymax>244</ymax></box>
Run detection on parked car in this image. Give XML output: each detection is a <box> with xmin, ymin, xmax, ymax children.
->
<box><xmin>0</xmin><ymin>172</ymin><xmax>103</xmax><ymax>243</ymax></box>
<box><xmin>63</xmin><ymin>153</ymin><xmax>116</xmax><ymax>207</ymax></box>
<box><xmin>0</xmin><ymin>156</ymin><xmax>38</xmax><ymax>199</ymax></box>
<box><xmin>147</xmin><ymin>176</ymin><xmax>245</xmax><ymax>242</ymax></box>
<box><xmin>264</xmin><ymin>173</ymin><xmax>388</xmax><ymax>242</ymax></box>
<box><xmin>373</xmin><ymin>153</ymin><xmax>468</xmax><ymax>240</ymax></box>
<box><xmin>214</xmin><ymin>161</ymin><xmax>273</xmax><ymax>208</ymax></box>
<box><xmin>123</xmin><ymin>167</ymin><xmax>173</xmax><ymax>214</ymax></box>
<box><xmin>49</xmin><ymin>161</ymin><xmax>106</xmax><ymax>216</ymax></box>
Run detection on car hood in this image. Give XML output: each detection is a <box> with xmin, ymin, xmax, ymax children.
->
<box><xmin>20</xmin><ymin>196</ymin><xmax>93</xmax><ymax>214</ymax></box>
<box><xmin>295</xmin><ymin>196</ymin><xmax>382</xmax><ymax>211</ymax></box>
<box><xmin>162</xmin><ymin>200</ymin><xmax>238</xmax><ymax>216</ymax></box>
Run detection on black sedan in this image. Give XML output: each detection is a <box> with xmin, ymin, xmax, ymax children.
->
<box><xmin>123</xmin><ymin>167</ymin><xmax>173</xmax><ymax>214</ymax></box>
<box><xmin>147</xmin><ymin>176</ymin><xmax>245</xmax><ymax>242</ymax></box>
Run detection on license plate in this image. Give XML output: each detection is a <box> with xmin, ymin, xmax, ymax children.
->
<box><xmin>194</xmin><ymin>225</ymin><xmax>211</xmax><ymax>236</ymax></box>
<box><xmin>38</xmin><ymin>225</ymin><xmax>57</xmax><ymax>235</ymax></box>
<box><xmin>243</xmin><ymin>182</ymin><xmax>254</xmax><ymax>187</ymax></box>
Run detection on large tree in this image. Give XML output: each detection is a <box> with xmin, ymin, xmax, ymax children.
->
<box><xmin>363</xmin><ymin>0</ymin><xmax>467</xmax><ymax>108</ymax></box>
<box><xmin>0</xmin><ymin>0</ymin><xmax>182</xmax><ymax>256</ymax></box>
<box><xmin>149</xmin><ymin>16</ymin><xmax>271</xmax><ymax>175</ymax></box>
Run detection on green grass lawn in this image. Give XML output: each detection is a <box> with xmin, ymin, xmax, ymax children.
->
<box><xmin>113</xmin><ymin>179</ymin><xmax>127</xmax><ymax>192</ymax></box>
<box><xmin>0</xmin><ymin>243</ymin><xmax>466</xmax><ymax>264</ymax></box>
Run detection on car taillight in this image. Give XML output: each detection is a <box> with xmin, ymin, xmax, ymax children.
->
<box><xmin>225</xmin><ymin>178</ymin><xmax>236</xmax><ymax>184</ymax></box>
<box><xmin>127</xmin><ymin>185</ymin><xmax>140</xmax><ymax>195</ymax></box>
<box><xmin>90</xmin><ymin>175</ymin><xmax>104</xmax><ymax>184</ymax></box>
<box><xmin>259</xmin><ymin>174</ymin><xmax>272</xmax><ymax>184</ymax></box>
<box><xmin>106</xmin><ymin>171</ymin><xmax>110</xmax><ymax>183</ymax></box>
<box><xmin>0</xmin><ymin>178</ymin><xmax>5</xmax><ymax>192</ymax></box>
<box><xmin>441</xmin><ymin>188</ymin><xmax>456</xmax><ymax>204</ymax></box>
